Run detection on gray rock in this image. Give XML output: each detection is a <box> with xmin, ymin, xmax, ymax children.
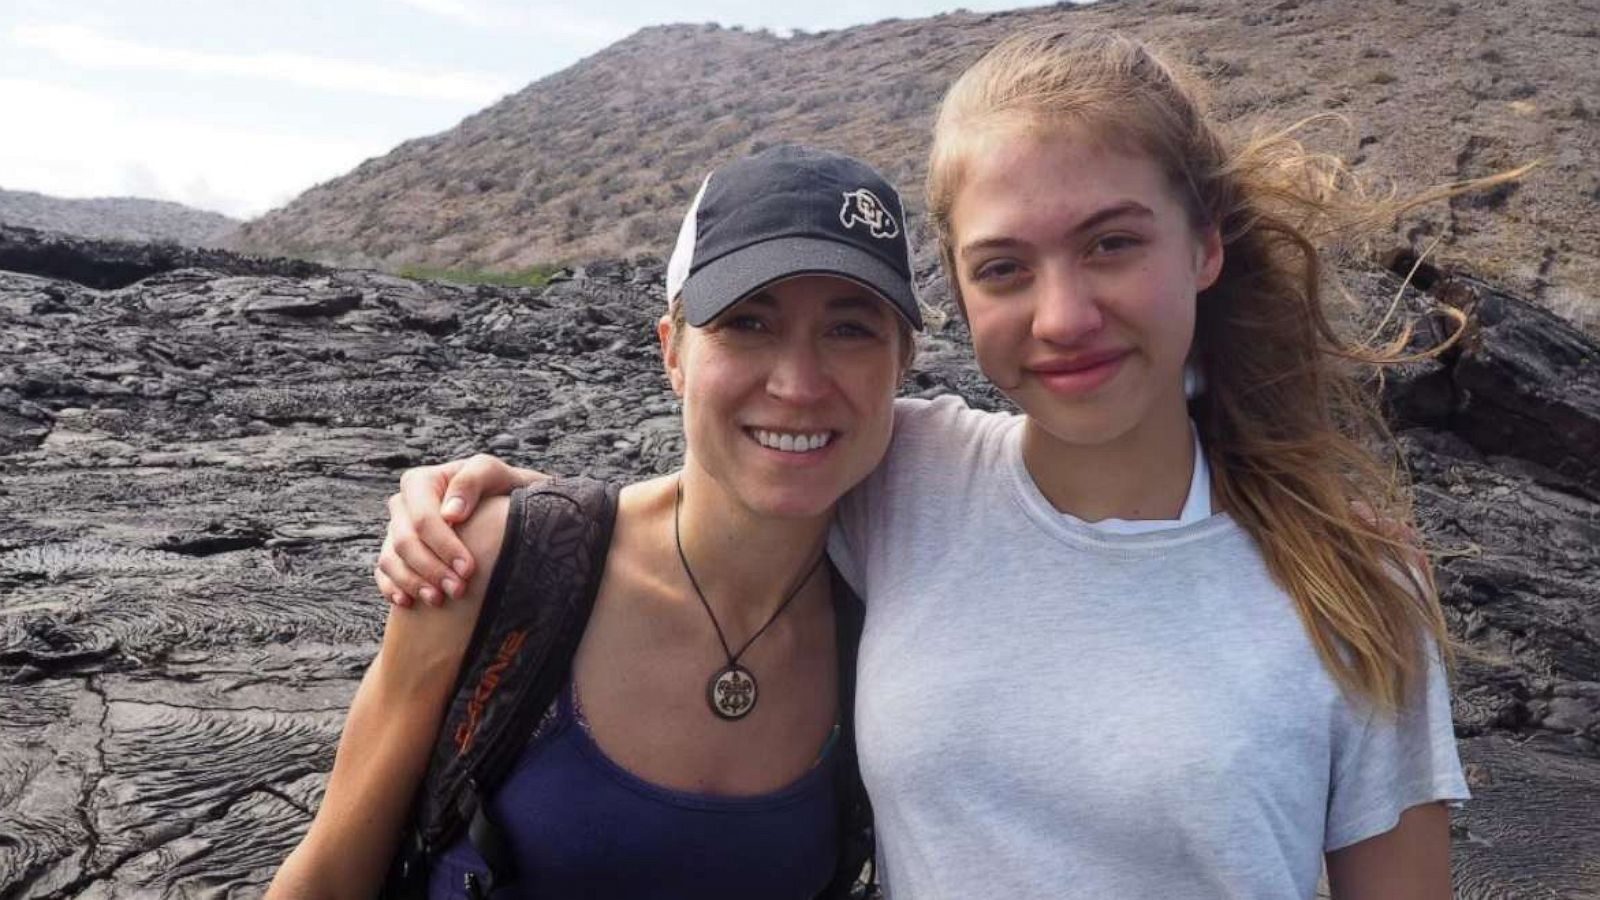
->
<box><xmin>1</xmin><ymin>228</ymin><xmax>1597</xmax><ymax>895</ymax></box>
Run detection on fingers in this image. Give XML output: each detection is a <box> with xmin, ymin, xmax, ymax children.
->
<box><xmin>440</xmin><ymin>454</ymin><xmax>525</xmax><ymax>524</ymax></box>
<box><xmin>385</xmin><ymin>491</ymin><xmax>467</xmax><ymax>604</ymax></box>
<box><xmin>379</xmin><ymin>454</ymin><xmax>519</xmax><ymax>606</ymax></box>
<box><xmin>375</xmin><ymin>525</ymin><xmax>419</xmax><ymax>608</ymax></box>
<box><xmin>399</xmin><ymin>460</ymin><xmax>477</xmax><ymax>580</ymax></box>
<box><xmin>418</xmin><ymin>454</ymin><xmax>525</xmax><ymax>586</ymax></box>
<box><xmin>440</xmin><ymin>455</ymin><xmax>498</xmax><ymax>524</ymax></box>
<box><xmin>377</xmin><ymin>520</ymin><xmax>442</xmax><ymax>608</ymax></box>
<box><xmin>374</xmin><ymin>560</ymin><xmax>412</xmax><ymax>608</ymax></box>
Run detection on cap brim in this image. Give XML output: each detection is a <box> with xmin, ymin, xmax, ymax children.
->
<box><xmin>679</xmin><ymin>235</ymin><xmax>922</xmax><ymax>330</ymax></box>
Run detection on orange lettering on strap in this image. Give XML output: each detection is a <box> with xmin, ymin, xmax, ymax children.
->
<box><xmin>454</xmin><ymin>629</ymin><xmax>528</xmax><ymax>756</ymax></box>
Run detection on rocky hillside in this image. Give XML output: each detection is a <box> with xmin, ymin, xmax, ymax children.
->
<box><xmin>0</xmin><ymin>188</ymin><xmax>238</xmax><ymax>248</ymax></box>
<box><xmin>3</xmin><ymin>227</ymin><xmax>1599</xmax><ymax>897</ymax></box>
<box><xmin>232</xmin><ymin>0</ymin><xmax>1600</xmax><ymax>328</ymax></box>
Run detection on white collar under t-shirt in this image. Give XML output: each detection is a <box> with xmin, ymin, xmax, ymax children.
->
<box><xmin>1059</xmin><ymin>422</ymin><xmax>1211</xmax><ymax>535</ymax></box>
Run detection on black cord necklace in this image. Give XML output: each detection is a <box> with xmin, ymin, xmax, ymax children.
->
<box><xmin>674</xmin><ymin>479</ymin><xmax>827</xmax><ymax>721</ymax></box>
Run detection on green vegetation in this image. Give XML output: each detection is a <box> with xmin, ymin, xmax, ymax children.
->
<box><xmin>397</xmin><ymin>263</ymin><xmax>562</xmax><ymax>289</ymax></box>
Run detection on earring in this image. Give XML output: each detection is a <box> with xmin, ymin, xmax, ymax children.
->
<box><xmin>1183</xmin><ymin>361</ymin><xmax>1205</xmax><ymax>399</ymax></box>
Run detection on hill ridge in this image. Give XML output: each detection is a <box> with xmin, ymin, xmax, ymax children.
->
<box><xmin>0</xmin><ymin>188</ymin><xmax>239</xmax><ymax>248</ymax></box>
<box><xmin>232</xmin><ymin>0</ymin><xmax>1600</xmax><ymax>326</ymax></box>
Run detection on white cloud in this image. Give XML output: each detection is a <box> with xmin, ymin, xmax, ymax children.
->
<box><xmin>394</xmin><ymin>0</ymin><xmax>493</xmax><ymax>27</ymax></box>
<box><xmin>391</xmin><ymin>0</ymin><xmax>630</xmax><ymax>44</ymax></box>
<box><xmin>11</xmin><ymin>22</ymin><xmax>517</xmax><ymax>103</ymax></box>
<box><xmin>0</xmin><ymin>77</ymin><xmax>391</xmax><ymax>217</ymax></box>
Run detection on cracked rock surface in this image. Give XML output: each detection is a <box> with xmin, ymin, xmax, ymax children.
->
<box><xmin>1</xmin><ymin>228</ymin><xmax>1597</xmax><ymax>897</ymax></box>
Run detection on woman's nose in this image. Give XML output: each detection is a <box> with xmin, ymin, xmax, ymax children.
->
<box><xmin>1031</xmin><ymin>268</ymin><xmax>1105</xmax><ymax>346</ymax></box>
<box><xmin>766</xmin><ymin>340</ymin><xmax>831</xmax><ymax>404</ymax></box>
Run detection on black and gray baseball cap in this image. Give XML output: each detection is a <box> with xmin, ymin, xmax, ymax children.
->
<box><xmin>666</xmin><ymin>145</ymin><xmax>922</xmax><ymax>330</ymax></box>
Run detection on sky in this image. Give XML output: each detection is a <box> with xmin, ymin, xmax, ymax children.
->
<box><xmin>0</xmin><ymin>0</ymin><xmax>1054</xmax><ymax>220</ymax></box>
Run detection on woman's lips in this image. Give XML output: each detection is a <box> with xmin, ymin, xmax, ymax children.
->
<box><xmin>1026</xmin><ymin>350</ymin><xmax>1130</xmax><ymax>396</ymax></box>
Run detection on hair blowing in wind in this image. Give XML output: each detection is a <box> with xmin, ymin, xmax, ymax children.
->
<box><xmin>928</xmin><ymin>27</ymin><xmax>1532</xmax><ymax>712</ymax></box>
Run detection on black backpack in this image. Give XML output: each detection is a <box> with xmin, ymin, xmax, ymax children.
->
<box><xmin>383</xmin><ymin>476</ymin><xmax>875</xmax><ymax>899</ymax></box>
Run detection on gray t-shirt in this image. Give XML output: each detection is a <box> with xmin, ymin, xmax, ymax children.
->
<box><xmin>829</xmin><ymin>397</ymin><xmax>1468</xmax><ymax>899</ymax></box>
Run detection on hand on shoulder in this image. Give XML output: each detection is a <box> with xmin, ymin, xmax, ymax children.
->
<box><xmin>375</xmin><ymin>455</ymin><xmax>545</xmax><ymax>608</ymax></box>
<box><xmin>373</xmin><ymin>495</ymin><xmax>513</xmax><ymax>692</ymax></box>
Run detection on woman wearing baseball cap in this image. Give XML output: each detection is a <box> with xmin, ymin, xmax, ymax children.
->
<box><xmin>268</xmin><ymin>145</ymin><xmax>919</xmax><ymax>899</ymax></box>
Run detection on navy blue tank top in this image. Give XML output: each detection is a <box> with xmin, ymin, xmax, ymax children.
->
<box><xmin>427</xmin><ymin>679</ymin><xmax>840</xmax><ymax>899</ymax></box>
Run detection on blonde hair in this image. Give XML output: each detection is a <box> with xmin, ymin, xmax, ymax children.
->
<box><xmin>928</xmin><ymin>28</ymin><xmax>1525</xmax><ymax>711</ymax></box>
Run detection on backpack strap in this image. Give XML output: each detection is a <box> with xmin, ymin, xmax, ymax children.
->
<box><xmin>821</xmin><ymin>564</ymin><xmax>877</xmax><ymax>899</ymax></box>
<box><xmin>388</xmin><ymin>475</ymin><xmax>619</xmax><ymax>896</ymax></box>
<box><xmin>461</xmin><ymin>779</ymin><xmax>514</xmax><ymax>899</ymax></box>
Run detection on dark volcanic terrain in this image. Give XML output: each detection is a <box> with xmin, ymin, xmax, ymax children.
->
<box><xmin>232</xmin><ymin>0</ymin><xmax>1600</xmax><ymax>328</ymax></box>
<box><xmin>1</xmin><ymin>227</ymin><xmax>1598</xmax><ymax>897</ymax></box>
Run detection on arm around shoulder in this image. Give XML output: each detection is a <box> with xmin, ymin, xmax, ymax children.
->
<box><xmin>374</xmin><ymin>497</ymin><xmax>512</xmax><ymax>688</ymax></box>
<box><xmin>266</xmin><ymin>498</ymin><xmax>513</xmax><ymax>900</ymax></box>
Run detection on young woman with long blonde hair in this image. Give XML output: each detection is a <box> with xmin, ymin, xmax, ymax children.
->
<box><xmin>378</xmin><ymin>28</ymin><xmax>1493</xmax><ymax>898</ymax></box>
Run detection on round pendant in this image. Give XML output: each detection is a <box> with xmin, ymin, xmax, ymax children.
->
<box><xmin>707</xmin><ymin>665</ymin><xmax>758</xmax><ymax>720</ymax></box>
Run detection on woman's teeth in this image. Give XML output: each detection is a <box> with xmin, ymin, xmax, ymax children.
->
<box><xmin>752</xmin><ymin>429</ymin><xmax>832</xmax><ymax>452</ymax></box>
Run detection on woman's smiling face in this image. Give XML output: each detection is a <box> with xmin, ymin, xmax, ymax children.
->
<box><xmin>949</xmin><ymin>128</ymin><xmax>1222</xmax><ymax>452</ymax></box>
<box><xmin>663</xmin><ymin>274</ymin><xmax>905</xmax><ymax>520</ymax></box>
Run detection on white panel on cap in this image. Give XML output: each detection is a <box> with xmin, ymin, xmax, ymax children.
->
<box><xmin>665</xmin><ymin>173</ymin><xmax>713</xmax><ymax>308</ymax></box>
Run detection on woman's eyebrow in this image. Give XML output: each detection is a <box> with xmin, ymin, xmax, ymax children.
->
<box><xmin>958</xmin><ymin>200</ymin><xmax>1156</xmax><ymax>260</ymax></box>
<box><xmin>1072</xmin><ymin>200</ymin><xmax>1154</xmax><ymax>234</ymax></box>
<box><xmin>957</xmin><ymin>236</ymin><xmax>1024</xmax><ymax>260</ymax></box>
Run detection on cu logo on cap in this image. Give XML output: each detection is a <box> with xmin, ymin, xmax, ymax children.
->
<box><xmin>839</xmin><ymin>188</ymin><xmax>900</xmax><ymax>240</ymax></box>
